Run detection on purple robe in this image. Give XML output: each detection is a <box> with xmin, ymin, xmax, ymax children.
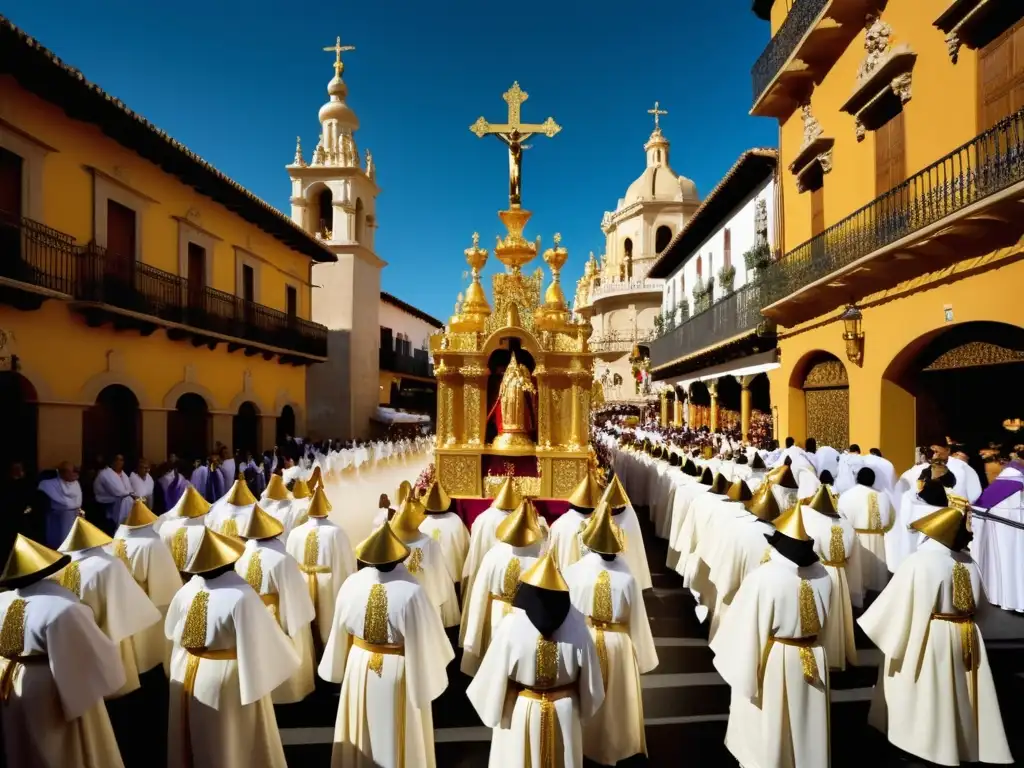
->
<box><xmin>163</xmin><ymin>473</ymin><xmax>188</xmax><ymax>510</ymax></box>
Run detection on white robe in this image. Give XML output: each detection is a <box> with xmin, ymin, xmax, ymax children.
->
<box><xmin>235</xmin><ymin>537</ymin><xmax>317</xmax><ymax>704</ymax></box>
<box><xmin>93</xmin><ymin>468</ymin><xmax>134</xmax><ymax>526</ymax></box>
<box><xmin>285</xmin><ymin>517</ymin><xmax>356</xmax><ymax>646</ymax></box>
<box><xmin>565</xmin><ymin>553</ymin><xmax>658</xmax><ymax>765</ymax></box>
<box><xmin>466</xmin><ymin>608</ymin><xmax>605</xmax><ymax>768</ymax></box>
<box><xmin>166</xmin><ymin>570</ymin><xmax>299</xmax><ymax>768</ymax></box>
<box><xmin>258</xmin><ymin>497</ymin><xmax>307</xmax><ymax>541</ymax></box>
<box><xmin>460</xmin><ymin>540</ymin><xmax>544</xmax><ymax>676</ymax></box>
<box><xmin>802</xmin><ymin>507</ymin><xmax>859</xmax><ymax>669</ymax></box>
<box><xmin>892</xmin><ymin>462</ymin><xmax>927</xmax><ymax>513</ymax></box>
<box><xmin>158</xmin><ymin>515</ymin><xmax>212</xmax><ymax>574</ymax></box>
<box><xmin>318</xmin><ymin>565</ymin><xmax>453</xmax><ymax>768</ymax></box>
<box><xmin>705</xmin><ymin>511</ymin><xmax>776</xmax><ymax>641</ymax></box>
<box><xmin>419</xmin><ymin>514</ymin><xmax>469</xmax><ymax>585</ymax></box>
<box><xmin>128</xmin><ymin>472</ymin><xmax>154</xmax><ymax>508</ymax></box>
<box><xmin>837</xmin><ymin>483</ymin><xmax>893</xmax><ymax>594</ymax></box>
<box><xmin>110</xmin><ymin>523</ymin><xmax>183</xmax><ymax>676</ymax></box>
<box><xmin>206</xmin><ymin>498</ymin><xmax>255</xmax><ymax>538</ymax></box>
<box><xmin>972</xmin><ymin>466</ymin><xmax>1024</xmax><ymax>612</ymax></box>
<box><xmin>0</xmin><ymin>580</ymin><xmax>127</xmax><ymax>768</ymax></box>
<box><xmin>858</xmin><ymin>539</ymin><xmax>1013</xmax><ymax>765</ymax></box>
<box><xmin>54</xmin><ymin>547</ymin><xmax>162</xmax><ymax>698</ymax></box>
<box><xmin>399</xmin><ymin>532</ymin><xmax>460</xmax><ymax>628</ymax></box>
<box><xmin>948</xmin><ymin>456</ymin><xmax>982</xmax><ymax>503</ymax></box>
<box><xmin>710</xmin><ymin>551</ymin><xmax>833</xmax><ymax>768</ymax></box>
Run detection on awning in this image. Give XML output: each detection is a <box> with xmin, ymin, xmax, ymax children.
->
<box><xmin>660</xmin><ymin>349</ymin><xmax>779</xmax><ymax>390</ymax></box>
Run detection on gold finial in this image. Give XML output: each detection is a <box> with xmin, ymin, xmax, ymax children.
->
<box><xmin>648</xmin><ymin>100</ymin><xmax>668</xmax><ymax>130</ymax></box>
<box><xmin>472</xmin><ymin>232</ymin><xmax>480</xmax><ymax>247</ymax></box>
<box><xmin>553</xmin><ymin>233</ymin><xmax>562</xmax><ymax>246</ymax></box>
<box><xmin>323</xmin><ymin>35</ymin><xmax>356</xmax><ymax>76</ymax></box>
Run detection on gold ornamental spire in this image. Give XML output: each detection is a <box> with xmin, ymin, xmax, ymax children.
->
<box><xmin>803</xmin><ymin>485</ymin><xmax>839</xmax><ymax>517</ymax></box>
<box><xmin>910</xmin><ymin>506</ymin><xmax>966</xmax><ymax>550</ymax></box>
<box><xmin>773</xmin><ymin>503</ymin><xmax>812</xmax><ymax>542</ymax></box>
<box><xmin>292</xmin><ymin>478</ymin><xmax>312</xmax><ymax>499</ymax></box>
<box><xmin>746</xmin><ymin>483</ymin><xmax>782</xmax><ymax>522</ymax></box>
<box><xmin>727</xmin><ymin>479</ymin><xmax>753</xmax><ymax>503</ymax></box>
<box><xmin>568</xmin><ymin>472</ymin><xmax>603</xmax><ymax>509</ymax></box>
<box><xmin>391</xmin><ymin>498</ymin><xmax>427</xmax><ymax>543</ymax></box>
<box><xmin>396</xmin><ymin>480</ymin><xmax>413</xmax><ymax>506</ymax></box>
<box><xmin>323</xmin><ymin>35</ymin><xmax>356</xmax><ymax>77</ymax></box>
<box><xmin>306</xmin><ymin>487</ymin><xmax>332</xmax><ymax>519</ymax></box>
<box><xmin>422</xmin><ymin>481</ymin><xmax>452</xmax><ymax>513</ymax></box>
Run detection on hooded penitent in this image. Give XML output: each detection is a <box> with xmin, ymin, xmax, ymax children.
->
<box><xmin>765</xmin><ymin>503</ymin><xmax>819</xmax><ymax>567</ymax></box>
<box><xmin>513</xmin><ymin>550</ymin><xmax>570</xmax><ymax>638</ymax></box>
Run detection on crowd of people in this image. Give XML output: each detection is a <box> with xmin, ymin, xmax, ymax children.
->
<box><xmin>597</xmin><ymin>417</ymin><xmax>1021</xmax><ymax>767</ymax></box>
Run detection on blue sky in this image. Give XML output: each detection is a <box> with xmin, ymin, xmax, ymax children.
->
<box><xmin>4</xmin><ymin>0</ymin><xmax>776</xmax><ymax>321</ymax></box>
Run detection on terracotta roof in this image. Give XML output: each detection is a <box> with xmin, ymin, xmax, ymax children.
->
<box><xmin>648</xmin><ymin>149</ymin><xmax>777</xmax><ymax>279</ymax></box>
<box><xmin>0</xmin><ymin>16</ymin><xmax>335</xmax><ymax>263</ymax></box>
<box><xmin>380</xmin><ymin>291</ymin><xmax>444</xmax><ymax>329</ymax></box>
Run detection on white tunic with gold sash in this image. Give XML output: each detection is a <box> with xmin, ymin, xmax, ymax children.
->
<box><xmin>858</xmin><ymin>539</ymin><xmax>1012</xmax><ymax>766</ymax></box>
<box><xmin>165</xmin><ymin>571</ymin><xmax>299</xmax><ymax>768</ymax></box>
<box><xmin>803</xmin><ymin>506</ymin><xmax>860</xmax><ymax>670</ymax></box>
<box><xmin>710</xmin><ymin>551</ymin><xmax>832</xmax><ymax>768</ymax></box>
<box><xmin>258</xmin><ymin>497</ymin><xmax>307</xmax><ymax>541</ymax></box>
<box><xmin>565</xmin><ymin>553</ymin><xmax>657</xmax><ymax>765</ymax></box>
<box><xmin>235</xmin><ymin>537</ymin><xmax>316</xmax><ymax>704</ymax></box>
<box><xmin>704</xmin><ymin>511</ymin><xmax>775</xmax><ymax>642</ymax></box>
<box><xmin>837</xmin><ymin>483</ymin><xmax>894</xmax><ymax>595</ymax></box>
<box><xmin>53</xmin><ymin>547</ymin><xmax>162</xmax><ymax>698</ymax></box>
<box><xmin>285</xmin><ymin>517</ymin><xmax>356</xmax><ymax>646</ymax></box>
<box><xmin>418</xmin><ymin>511</ymin><xmax>470</xmax><ymax>593</ymax></box>
<box><xmin>0</xmin><ymin>580</ymin><xmax>126</xmax><ymax>768</ymax></box>
<box><xmin>110</xmin><ymin>523</ymin><xmax>183</xmax><ymax>675</ymax></box>
<box><xmin>399</xmin><ymin>531</ymin><xmax>460</xmax><ymax>628</ymax></box>
<box><xmin>460</xmin><ymin>540</ymin><xmax>544</xmax><ymax>676</ymax></box>
<box><xmin>318</xmin><ymin>565</ymin><xmax>453</xmax><ymax>768</ymax></box>
<box><xmin>205</xmin><ymin>499</ymin><xmax>254</xmax><ymax>539</ymax></box>
<box><xmin>466</xmin><ymin>608</ymin><xmax>605</xmax><ymax>768</ymax></box>
<box><xmin>158</xmin><ymin>517</ymin><xmax>210</xmax><ymax>575</ymax></box>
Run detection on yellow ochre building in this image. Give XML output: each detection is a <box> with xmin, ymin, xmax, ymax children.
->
<box><xmin>0</xmin><ymin>17</ymin><xmax>331</xmax><ymax>472</ymax></box>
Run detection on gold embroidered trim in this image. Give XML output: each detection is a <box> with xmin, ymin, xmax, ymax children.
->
<box><xmin>171</xmin><ymin>527</ymin><xmax>188</xmax><ymax>571</ymax></box>
<box><xmin>430</xmin><ymin>527</ymin><xmax>441</xmax><ymax>541</ymax></box>
<box><xmin>0</xmin><ymin>599</ymin><xmax>25</xmax><ymax>658</ymax></box>
<box><xmin>592</xmin><ymin>570</ymin><xmax>613</xmax><ymax>689</ymax></box>
<box><xmin>952</xmin><ymin>562</ymin><xmax>977</xmax><ymax>671</ymax></box>
<box><xmin>363</xmin><ymin>583</ymin><xmax>389</xmax><ymax>676</ymax></box>
<box><xmin>828</xmin><ymin>525</ymin><xmax>846</xmax><ymax>565</ymax></box>
<box><xmin>244</xmin><ymin>550</ymin><xmax>263</xmax><ymax>593</ymax></box>
<box><xmin>56</xmin><ymin>562</ymin><xmax>81</xmax><ymax>598</ymax></box>
<box><xmin>501</xmin><ymin>557</ymin><xmax>521</xmax><ymax>608</ymax></box>
<box><xmin>867</xmin><ymin>492</ymin><xmax>882</xmax><ymax>531</ymax></box>
<box><xmin>760</xmin><ymin>547</ymin><xmax>773</xmax><ymax>565</ymax></box>
<box><xmin>535</xmin><ymin>636</ymin><xmax>558</xmax><ymax>688</ymax></box>
<box><xmin>112</xmin><ymin>538</ymin><xmax>130</xmax><ymax>570</ymax></box>
<box><xmin>219</xmin><ymin>518</ymin><xmax>239</xmax><ymax>538</ymax></box>
<box><xmin>180</xmin><ymin>590</ymin><xmax>211</xmax><ymax>768</ymax></box>
<box><xmin>406</xmin><ymin>548</ymin><xmax>423</xmax><ymax>576</ymax></box>
<box><xmin>798</xmin><ymin>579</ymin><xmax>821</xmax><ymax>684</ymax></box>
<box><xmin>181</xmin><ymin>591</ymin><xmax>209</xmax><ymax>650</ymax></box>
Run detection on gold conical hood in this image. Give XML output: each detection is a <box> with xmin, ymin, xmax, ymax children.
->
<box><xmin>767</xmin><ymin>464</ymin><xmax>798</xmax><ymax>489</ymax></box>
<box><xmin>745</xmin><ymin>483</ymin><xmax>782</xmax><ymax>522</ymax></box>
<box><xmin>355</xmin><ymin>521</ymin><xmax>410</xmax><ymax>566</ymax></box>
<box><xmin>291</xmin><ymin>478</ymin><xmax>312</xmax><ymax>500</ymax></box>
<box><xmin>306</xmin><ymin>487</ymin><xmax>331</xmax><ymax>518</ymax></box>
<box><xmin>710</xmin><ymin>473</ymin><xmax>730</xmax><ymax>494</ymax></box>
<box><xmin>178</xmin><ymin>484</ymin><xmax>211</xmax><ymax>518</ymax></box>
<box><xmin>422</xmin><ymin>481</ymin><xmax>452</xmax><ymax>513</ymax></box>
<box><xmin>750</xmin><ymin>453</ymin><xmax>767</xmax><ymax>470</ymax></box>
<box><xmin>910</xmin><ymin>506</ymin><xmax>966</xmax><ymax>550</ymax></box>
<box><xmin>493</xmin><ymin>475</ymin><xmax>521</xmax><ymax>511</ymax></box>
<box><xmin>773</xmin><ymin>503</ymin><xmax>812</xmax><ymax>541</ymax></box>
<box><xmin>123</xmin><ymin>498</ymin><xmax>159</xmax><ymax>528</ymax></box>
<box><xmin>567</xmin><ymin>472</ymin><xmax>602</xmax><ymax>509</ymax></box>
<box><xmin>58</xmin><ymin>517</ymin><xmax>113</xmax><ymax>553</ymax></box>
<box><xmin>0</xmin><ymin>535</ymin><xmax>70</xmax><ymax>586</ymax></box>
<box><xmin>309</xmin><ymin>465</ymin><xmax>323</xmax><ymax>490</ymax></box>
<box><xmin>804</xmin><ymin>485</ymin><xmax>839</xmax><ymax>517</ymax></box>
<box><xmin>727</xmin><ymin>479</ymin><xmax>753</xmax><ymax>502</ymax></box>
<box><xmin>265</xmin><ymin>474</ymin><xmax>290</xmax><ymax>502</ymax></box>
<box><xmin>604</xmin><ymin>474</ymin><xmax>630</xmax><ymax>509</ymax></box>
<box><xmin>396</xmin><ymin>480</ymin><xmax>413</xmax><ymax>506</ymax></box>
<box><xmin>699</xmin><ymin>466</ymin><xmax>714</xmax><ymax>486</ymax></box>
<box><xmin>241</xmin><ymin>504</ymin><xmax>284</xmax><ymax>540</ymax></box>
<box><xmin>519</xmin><ymin>550</ymin><xmax>568</xmax><ymax>592</ymax></box>
<box><xmin>497</xmin><ymin>500</ymin><xmax>541</xmax><ymax>548</ymax></box>
<box><xmin>391</xmin><ymin>498</ymin><xmax>427</xmax><ymax>542</ymax></box>
<box><xmin>226</xmin><ymin>473</ymin><xmax>257</xmax><ymax>507</ymax></box>
<box><xmin>184</xmin><ymin>527</ymin><xmax>246</xmax><ymax>574</ymax></box>
<box><xmin>581</xmin><ymin>501</ymin><xmax>624</xmax><ymax>555</ymax></box>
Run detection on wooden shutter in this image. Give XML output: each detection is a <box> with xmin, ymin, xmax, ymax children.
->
<box><xmin>810</xmin><ymin>187</ymin><xmax>825</xmax><ymax>236</ymax></box>
<box><xmin>106</xmin><ymin>200</ymin><xmax>136</xmax><ymax>260</ymax></box>
<box><xmin>978</xmin><ymin>18</ymin><xmax>1024</xmax><ymax>131</ymax></box>
<box><xmin>723</xmin><ymin>227</ymin><xmax>732</xmax><ymax>268</ymax></box>
<box><xmin>286</xmin><ymin>285</ymin><xmax>297</xmax><ymax>318</ymax></box>
<box><xmin>875</xmin><ymin>111</ymin><xmax>907</xmax><ymax>195</ymax></box>
<box><xmin>0</xmin><ymin>148</ymin><xmax>22</xmax><ymax>217</ymax></box>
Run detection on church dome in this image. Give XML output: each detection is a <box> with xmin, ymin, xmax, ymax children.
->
<box><xmin>318</xmin><ymin>75</ymin><xmax>360</xmax><ymax>130</ymax></box>
<box><xmin>620</xmin><ymin>126</ymin><xmax>698</xmax><ymax>208</ymax></box>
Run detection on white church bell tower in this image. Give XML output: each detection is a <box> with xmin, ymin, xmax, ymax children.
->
<box><xmin>288</xmin><ymin>35</ymin><xmax>384</xmax><ymax>439</ymax></box>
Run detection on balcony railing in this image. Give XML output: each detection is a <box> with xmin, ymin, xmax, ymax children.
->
<box><xmin>751</xmin><ymin>0</ymin><xmax>828</xmax><ymax>104</ymax></box>
<box><xmin>760</xmin><ymin>106</ymin><xmax>1024</xmax><ymax>312</ymax></box>
<box><xmin>0</xmin><ymin>212</ymin><xmax>327</xmax><ymax>358</ymax></box>
<box><xmin>650</xmin><ymin>282</ymin><xmax>770</xmax><ymax>368</ymax></box>
<box><xmin>588</xmin><ymin>278</ymin><xmax>664</xmax><ymax>303</ymax></box>
<box><xmin>590</xmin><ymin>329</ymin><xmax>656</xmax><ymax>354</ymax></box>
<box><xmin>379</xmin><ymin>348</ymin><xmax>433</xmax><ymax>378</ymax></box>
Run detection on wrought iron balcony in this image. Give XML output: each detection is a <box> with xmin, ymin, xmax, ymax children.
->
<box><xmin>590</xmin><ymin>329</ymin><xmax>656</xmax><ymax>354</ymax></box>
<box><xmin>760</xmin><ymin>105</ymin><xmax>1024</xmax><ymax>326</ymax></box>
<box><xmin>0</xmin><ymin>211</ymin><xmax>327</xmax><ymax>360</ymax></box>
<box><xmin>650</xmin><ymin>283</ymin><xmax>772</xmax><ymax>370</ymax></box>
<box><xmin>380</xmin><ymin>348</ymin><xmax>433</xmax><ymax>378</ymax></box>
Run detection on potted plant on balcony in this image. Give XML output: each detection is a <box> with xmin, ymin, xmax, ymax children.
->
<box><xmin>743</xmin><ymin>241</ymin><xmax>771</xmax><ymax>273</ymax></box>
<box><xmin>654</xmin><ymin>312</ymin><xmax>666</xmax><ymax>336</ymax></box>
<box><xmin>718</xmin><ymin>264</ymin><xmax>736</xmax><ymax>294</ymax></box>
<box><xmin>675</xmin><ymin>298</ymin><xmax>690</xmax><ymax>322</ymax></box>
<box><xmin>692</xmin><ymin>277</ymin><xmax>714</xmax><ymax>313</ymax></box>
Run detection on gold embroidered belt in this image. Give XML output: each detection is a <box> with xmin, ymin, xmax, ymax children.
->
<box><xmin>352</xmin><ymin>637</ymin><xmax>404</xmax><ymax>679</ymax></box>
<box><xmin>260</xmin><ymin>593</ymin><xmax>280</xmax><ymax>624</ymax></box>
<box><xmin>854</xmin><ymin>523</ymin><xmax>894</xmax><ymax>534</ymax></box>
<box><xmin>181</xmin><ymin>646</ymin><xmax>237</xmax><ymax>768</ymax></box>
<box><xmin>769</xmin><ymin>635</ymin><xmax>821</xmax><ymax>686</ymax></box>
<box><xmin>516</xmin><ymin>683</ymin><xmax>575</xmax><ymax>768</ymax></box>
<box><xmin>300</xmin><ymin>565</ymin><xmax>331</xmax><ymax>640</ymax></box>
<box><xmin>587</xmin><ymin>617</ymin><xmax>629</xmax><ymax>633</ymax></box>
<box><xmin>820</xmin><ymin>558</ymin><xmax>848</xmax><ymax>567</ymax></box>
<box><xmin>931</xmin><ymin>611</ymin><xmax>978</xmax><ymax>730</ymax></box>
<box><xmin>0</xmin><ymin>653</ymin><xmax>47</xmax><ymax>700</ymax></box>
<box><xmin>491</xmin><ymin>593</ymin><xmax>513</xmax><ymax>605</ymax></box>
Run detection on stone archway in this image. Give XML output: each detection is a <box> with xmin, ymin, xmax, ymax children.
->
<box><xmin>276</xmin><ymin>404</ymin><xmax>296</xmax><ymax>447</ymax></box>
<box><xmin>168</xmin><ymin>392</ymin><xmax>210</xmax><ymax>462</ymax></box>
<box><xmin>793</xmin><ymin>351</ymin><xmax>849</xmax><ymax>450</ymax></box>
<box><xmin>83</xmin><ymin>384</ymin><xmax>141</xmax><ymax>468</ymax></box>
<box><xmin>0</xmin><ymin>371</ymin><xmax>38</xmax><ymax>475</ymax></box>
<box><xmin>232</xmin><ymin>401</ymin><xmax>260</xmax><ymax>458</ymax></box>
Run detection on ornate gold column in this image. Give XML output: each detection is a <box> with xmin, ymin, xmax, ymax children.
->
<box><xmin>739</xmin><ymin>374</ymin><xmax>756</xmax><ymax>443</ymax></box>
<box><xmin>660</xmin><ymin>390</ymin><xmax>669</xmax><ymax>427</ymax></box>
<box><xmin>535</xmin><ymin>364</ymin><xmax>550</xmax><ymax>448</ymax></box>
<box><xmin>673</xmin><ymin>391</ymin><xmax>683</xmax><ymax>427</ymax></box>
<box><xmin>568</xmin><ymin>367</ymin><xmax>589</xmax><ymax>450</ymax></box>
<box><xmin>708</xmin><ymin>379</ymin><xmax>719</xmax><ymax>432</ymax></box>
<box><xmin>435</xmin><ymin>362</ymin><xmax>456</xmax><ymax>446</ymax></box>
<box><xmin>460</xmin><ymin>361</ymin><xmax>488</xmax><ymax>446</ymax></box>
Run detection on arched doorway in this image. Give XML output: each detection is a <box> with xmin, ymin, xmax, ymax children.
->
<box><xmin>0</xmin><ymin>372</ymin><xmax>38</xmax><ymax>475</ymax></box>
<box><xmin>83</xmin><ymin>385</ymin><xmax>140</xmax><ymax>468</ymax></box>
<box><xmin>798</xmin><ymin>352</ymin><xmax>849</xmax><ymax>450</ymax></box>
<box><xmin>688</xmin><ymin>380</ymin><xmax>711</xmax><ymax>429</ymax></box>
<box><xmin>485</xmin><ymin>344</ymin><xmax>537</xmax><ymax>445</ymax></box>
<box><xmin>715</xmin><ymin>376</ymin><xmax>742</xmax><ymax>432</ymax></box>
<box><xmin>276</xmin><ymin>405</ymin><xmax>296</xmax><ymax>447</ymax></box>
<box><xmin>168</xmin><ymin>393</ymin><xmax>209</xmax><ymax>462</ymax></box>
<box><xmin>232</xmin><ymin>401</ymin><xmax>259</xmax><ymax>458</ymax></box>
<box><xmin>882</xmin><ymin>321</ymin><xmax>1024</xmax><ymax>465</ymax></box>
<box><xmin>655</xmin><ymin>225</ymin><xmax>673</xmax><ymax>253</ymax></box>
<box><xmin>316</xmin><ymin>187</ymin><xmax>332</xmax><ymax>238</ymax></box>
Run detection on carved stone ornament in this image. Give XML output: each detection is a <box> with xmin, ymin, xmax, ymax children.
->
<box><xmin>857</xmin><ymin>15</ymin><xmax>894</xmax><ymax>83</ymax></box>
<box><xmin>842</xmin><ymin>14</ymin><xmax>917</xmax><ymax>142</ymax></box>
<box><xmin>789</xmin><ymin>102</ymin><xmax>835</xmax><ymax>193</ymax></box>
<box><xmin>800</xmin><ymin>103</ymin><xmax>824</xmax><ymax>150</ymax></box>
<box><xmin>933</xmin><ymin>0</ymin><xmax>1018</xmax><ymax>65</ymax></box>
<box><xmin>105</xmin><ymin>349</ymin><xmax>124</xmax><ymax>373</ymax></box>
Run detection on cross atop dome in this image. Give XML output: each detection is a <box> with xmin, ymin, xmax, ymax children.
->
<box><xmin>648</xmin><ymin>101</ymin><xmax>667</xmax><ymax>131</ymax></box>
<box><xmin>323</xmin><ymin>35</ymin><xmax>356</xmax><ymax>76</ymax></box>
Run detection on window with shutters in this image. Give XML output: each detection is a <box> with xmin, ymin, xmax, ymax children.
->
<box><xmin>810</xmin><ymin>187</ymin><xmax>825</xmax><ymax>237</ymax></box>
<box><xmin>723</xmin><ymin>227</ymin><xmax>732</xmax><ymax>268</ymax></box>
<box><xmin>978</xmin><ymin>18</ymin><xmax>1024</xmax><ymax>131</ymax></box>
<box><xmin>0</xmin><ymin>147</ymin><xmax>23</xmax><ymax>218</ymax></box>
<box><xmin>874</xmin><ymin>110</ymin><xmax>907</xmax><ymax>196</ymax></box>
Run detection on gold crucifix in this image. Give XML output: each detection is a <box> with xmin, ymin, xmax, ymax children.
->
<box><xmin>323</xmin><ymin>35</ymin><xmax>356</xmax><ymax>76</ymax></box>
<box><xmin>648</xmin><ymin>100</ymin><xmax>667</xmax><ymax>130</ymax></box>
<box><xmin>469</xmin><ymin>82</ymin><xmax>561</xmax><ymax>207</ymax></box>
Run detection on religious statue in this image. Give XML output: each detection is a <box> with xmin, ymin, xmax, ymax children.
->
<box><xmin>365</xmin><ymin>149</ymin><xmax>375</xmax><ymax>179</ymax></box>
<box><xmin>487</xmin><ymin>352</ymin><xmax>536</xmax><ymax>449</ymax></box>
<box><xmin>312</xmin><ymin>140</ymin><xmax>326</xmax><ymax>166</ymax></box>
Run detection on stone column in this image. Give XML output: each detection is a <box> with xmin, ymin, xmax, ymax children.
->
<box><xmin>673</xmin><ymin>392</ymin><xmax>683</xmax><ymax>427</ymax></box>
<box><xmin>211</xmin><ymin>413</ymin><xmax>232</xmax><ymax>452</ymax></box>
<box><xmin>37</xmin><ymin>403</ymin><xmax>85</xmax><ymax>469</ymax></box>
<box><xmin>257</xmin><ymin>415</ymin><xmax>277</xmax><ymax>454</ymax></box>
<box><xmin>739</xmin><ymin>374</ymin><xmax>757</xmax><ymax>444</ymax></box>
<box><xmin>141</xmin><ymin>409</ymin><xmax>168</xmax><ymax>462</ymax></box>
<box><xmin>708</xmin><ymin>379</ymin><xmax>719</xmax><ymax>433</ymax></box>
<box><xmin>459</xmin><ymin>362</ymin><xmax>487</xmax><ymax>447</ymax></box>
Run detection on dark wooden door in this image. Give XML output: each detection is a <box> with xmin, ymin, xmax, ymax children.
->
<box><xmin>187</xmin><ymin>243</ymin><xmax>206</xmax><ymax>311</ymax></box>
<box><xmin>286</xmin><ymin>285</ymin><xmax>297</xmax><ymax>328</ymax></box>
<box><xmin>0</xmin><ymin>148</ymin><xmax>23</xmax><ymax>270</ymax></box>
<box><xmin>106</xmin><ymin>199</ymin><xmax>136</xmax><ymax>290</ymax></box>
<box><xmin>978</xmin><ymin>18</ymin><xmax>1024</xmax><ymax>131</ymax></box>
<box><xmin>875</xmin><ymin>111</ymin><xmax>907</xmax><ymax>195</ymax></box>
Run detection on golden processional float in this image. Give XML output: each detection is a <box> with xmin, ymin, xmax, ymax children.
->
<box><xmin>429</xmin><ymin>82</ymin><xmax>595</xmax><ymax>500</ymax></box>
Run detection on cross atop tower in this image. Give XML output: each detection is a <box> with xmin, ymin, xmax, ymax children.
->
<box><xmin>323</xmin><ymin>35</ymin><xmax>356</xmax><ymax>76</ymax></box>
<box><xmin>647</xmin><ymin>101</ymin><xmax>668</xmax><ymax>131</ymax></box>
